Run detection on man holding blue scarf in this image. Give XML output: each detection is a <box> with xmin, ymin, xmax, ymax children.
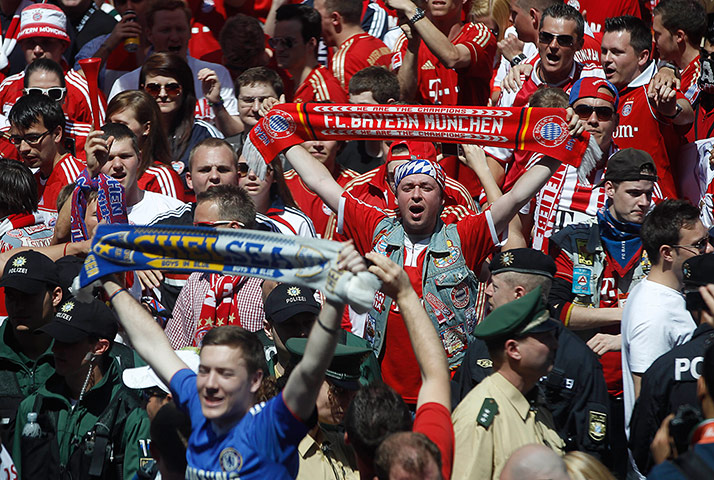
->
<box><xmin>548</xmin><ymin>147</ymin><xmax>660</xmax><ymax>473</ymax></box>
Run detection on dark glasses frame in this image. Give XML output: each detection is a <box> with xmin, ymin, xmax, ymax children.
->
<box><xmin>143</xmin><ymin>82</ymin><xmax>182</xmax><ymax>98</ymax></box>
<box><xmin>538</xmin><ymin>31</ymin><xmax>575</xmax><ymax>47</ymax></box>
<box><xmin>573</xmin><ymin>104</ymin><xmax>615</xmax><ymax>121</ymax></box>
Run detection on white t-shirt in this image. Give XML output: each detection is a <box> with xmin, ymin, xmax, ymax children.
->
<box><xmin>128</xmin><ymin>191</ymin><xmax>186</xmax><ymax>226</ymax></box>
<box><xmin>107</xmin><ymin>55</ymin><xmax>238</xmax><ymax>124</ymax></box>
<box><xmin>622</xmin><ymin>278</ymin><xmax>696</xmax><ymax>435</ymax></box>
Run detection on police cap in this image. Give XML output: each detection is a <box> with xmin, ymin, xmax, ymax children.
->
<box><xmin>286</xmin><ymin>338</ymin><xmax>371</xmax><ymax>390</ymax></box>
<box><xmin>489</xmin><ymin>248</ymin><xmax>556</xmax><ymax>278</ymax></box>
<box><xmin>473</xmin><ymin>286</ymin><xmax>559</xmax><ymax>341</ymax></box>
<box><xmin>682</xmin><ymin>253</ymin><xmax>714</xmax><ymax>289</ymax></box>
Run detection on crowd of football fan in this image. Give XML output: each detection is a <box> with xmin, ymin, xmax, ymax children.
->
<box><xmin>4</xmin><ymin>0</ymin><xmax>714</xmax><ymax>479</ymax></box>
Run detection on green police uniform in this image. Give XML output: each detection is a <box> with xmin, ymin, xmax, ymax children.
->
<box><xmin>12</xmin><ymin>358</ymin><xmax>151</xmax><ymax>480</ymax></box>
<box><xmin>451</xmin><ymin>288</ymin><xmax>565</xmax><ymax>480</ymax></box>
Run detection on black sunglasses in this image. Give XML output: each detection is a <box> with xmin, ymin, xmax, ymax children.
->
<box><xmin>538</xmin><ymin>31</ymin><xmax>575</xmax><ymax>47</ymax></box>
<box><xmin>574</xmin><ymin>104</ymin><xmax>615</xmax><ymax>121</ymax></box>
<box><xmin>268</xmin><ymin>37</ymin><xmax>297</xmax><ymax>49</ymax></box>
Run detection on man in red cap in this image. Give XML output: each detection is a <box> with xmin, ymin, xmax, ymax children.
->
<box><xmin>0</xmin><ymin>3</ymin><xmax>104</xmax><ymax>127</ymax></box>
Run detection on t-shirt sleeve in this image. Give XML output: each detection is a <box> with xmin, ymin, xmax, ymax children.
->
<box><xmin>456</xmin><ymin>208</ymin><xmax>499</xmax><ymax>270</ymax></box>
<box><xmin>458</xmin><ymin>24</ymin><xmax>496</xmax><ymax>79</ymax></box>
<box><xmin>626</xmin><ymin>306</ymin><xmax>677</xmax><ymax>374</ymax></box>
<box><xmin>414</xmin><ymin>402</ymin><xmax>454</xmax><ymax>480</ymax></box>
<box><xmin>337</xmin><ymin>192</ymin><xmax>387</xmax><ymax>255</ymax></box>
<box><xmin>242</xmin><ymin>392</ymin><xmax>310</xmax><ymax>466</ymax></box>
<box><xmin>169</xmin><ymin>368</ymin><xmax>204</xmax><ymax>425</ymax></box>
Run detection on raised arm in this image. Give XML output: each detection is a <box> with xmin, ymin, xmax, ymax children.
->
<box><xmin>366</xmin><ymin>252</ymin><xmax>450</xmax><ymax>410</ymax></box>
<box><xmin>282</xmin><ymin>243</ymin><xmax>368</xmax><ymax>421</ymax></box>
<box><xmin>102</xmin><ymin>277</ymin><xmax>187</xmax><ymax>386</ymax></box>
<box><xmin>283</xmin><ymin>144</ymin><xmax>346</xmax><ymax>212</ymax></box>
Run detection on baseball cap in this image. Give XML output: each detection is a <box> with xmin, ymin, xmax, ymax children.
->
<box><xmin>264</xmin><ymin>283</ymin><xmax>321</xmax><ymax>324</ymax></box>
<box><xmin>17</xmin><ymin>4</ymin><xmax>70</xmax><ymax>44</ymax></box>
<box><xmin>123</xmin><ymin>349</ymin><xmax>200</xmax><ymax>394</ymax></box>
<box><xmin>596</xmin><ymin>148</ymin><xmax>658</xmax><ymax>187</ymax></box>
<box><xmin>38</xmin><ymin>298</ymin><xmax>118</xmax><ymax>343</ymax></box>
<box><xmin>473</xmin><ymin>286</ymin><xmax>559</xmax><ymax>341</ymax></box>
<box><xmin>569</xmin><ymin>77</ymin><xmax>619</xmax><ymax>109</ymax></box>
<box><xmin>286</xmin><ymin>338</ymin><xmax>371</xmax><ymax>390</ymax></box>
<box><xmin>682</xmin><ymin>254</ymin><xmax>714</xmax><ymax>289</ymax></box>
<box><xmin>0</xmin><ymin>251</ymin><xmax>60</xmax><ymax>294</ymax></box>
<box><xmin>489</xmin><ymin>249</ymin><xmax>556</xmax><ymax>279</ymax></box>
<box><xmin>387</xmin><ymin>140</ymin><xmax>437</xmax><ymax>163</ymax></box>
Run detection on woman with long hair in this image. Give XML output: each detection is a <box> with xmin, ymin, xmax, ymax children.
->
<box><xmin>139</xmin><ymin>52</ymin><xmax>223</xmax><ymax>198</ymax></box>
<box><xmin>107</xmin><ymin>90</ymin><xmax>185</xmax><ymax>200</ymax></box>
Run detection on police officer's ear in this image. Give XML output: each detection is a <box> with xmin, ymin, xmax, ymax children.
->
<box><xmin>513</xmin><ymin>286</ymin><xmax>528</xmax><ymax>300</ymax></box>
<box><xmin>50</xmin><ymin>285</ymin><xmax>63</xmax><ymax>308</ymax></box>
<box><xmin>697</xmin><ymin>374</ymin><xmax>710</xmax><ymax>405</ymax></box>
<box><xmin>91</xmin><ymin>338</ymin><xmax>111</xmax><ymax>358</ymax></box>
<box><xmin>504</xmin><ymin>338</ymin><xmax>522</xmax><ymax>361</ymax></box>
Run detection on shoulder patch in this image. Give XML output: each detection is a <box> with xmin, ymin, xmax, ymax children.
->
<box><xmin>588</xmin><ymin>411</ymin><xmax>607</xmax><ymax>442</ymax></box>
<box><xmin>476</xmin><ymin>359</ymin><xmax>493</xmax><ymax>368</ymax></box>
<box><xmin>477</xmin><ymin>398</ymin><xmax>498</xmax><ymax>429</ymax></box>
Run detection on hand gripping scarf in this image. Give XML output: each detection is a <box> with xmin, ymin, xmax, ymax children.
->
<box><xmin>73</xmin><ymin>224</ymin><xmax>380</xmax><ymax>313</ymax></box>
<box><xmin>242</xmin><ymin>103</ymin><xmax>600</xmax><ymax>182</ymax></box>
<box><xmin>70</xmin><ymin>169</ymin><xmax>128</xmax><ymax>242</ymax></box>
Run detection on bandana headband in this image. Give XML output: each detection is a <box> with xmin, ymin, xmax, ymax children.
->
<box><xmin>394</xmin><ymin>158</ymin><xmax>446</xmax><ymax>190</ymax></box>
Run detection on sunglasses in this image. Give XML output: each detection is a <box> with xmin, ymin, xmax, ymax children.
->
<box><xmin>193</xmin><ymin>220</ymin><xmax>245</xmax><ymax>228</ymax></box>
<box><xmin>144</xmin><ymin>82</ymin><xmax>182</xmax><ymax>98</ymax></box>
<box><xmin>573</xmin><ymin>104</ymin><xmax>615</xmax><ymax>121</ymax></box>
<box><xmin>9</xmin><ymin>129</ymin><xmax>50</xmax><ymax>146</ymax></box>
<box><xmin>238</xmin><ymin>163</ymin><xmax>272</xmax><ymax>177</ymax></box>
<box><xmin>538</xmin><ymin>31</ymin><xmax>575</xmax><ymax>47</ymax></box>
<box><xmin>673</xmin><ymin>237</ymin><xmax>711</xmax><ymax>255</ymax></box>
<box><xmin>268</xmin><ymin>37</ymin><xmax>297</xmax><ymax>49</ymax></box>
<box><xmin>23</xmin><ymin>86</ymin><xmax>66</xmax><ymax>102</ymax></box>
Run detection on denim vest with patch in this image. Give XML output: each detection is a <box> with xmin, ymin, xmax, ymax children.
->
<box><xmin>364</xmin><ymin>218</ymin><xmax>479</xmax><ymax>369</ymax></box>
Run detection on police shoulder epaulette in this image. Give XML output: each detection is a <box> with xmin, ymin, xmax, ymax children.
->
<box><xmin>477</xmin><ymin>398</ymin><xmax>498</xmax><ymax>429</ymax></box>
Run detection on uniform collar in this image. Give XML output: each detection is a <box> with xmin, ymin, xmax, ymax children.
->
<box><xmin>531</xmin><ymin>58</ymin><xmax>579</xmax><ymax>88</ymax></box>
<box><xmin>492</xmin><ymin>372</ymin><xmax>533</xmax><ymax>421</ymax></box>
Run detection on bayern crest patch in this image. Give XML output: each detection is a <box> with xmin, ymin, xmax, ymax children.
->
<box><xmin>533</xmin><ymin>115</ymin><xmax>569</xmax><ymax>148</ymax></box>
<box><xmin>219</xmin><ymin>447</ymin><xmax>243</xmax><ymax>473</ymax></box>
<box><xmin>265</xmin><ymin>110</ymin><xmax>297</xmax><ymax>139</ymax></box>
<box><xmin>621</xmin><ymin>102</ymin><xmax>633</xmax><ymax>117</ymax></box>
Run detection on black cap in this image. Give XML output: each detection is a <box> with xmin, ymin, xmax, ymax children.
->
<box><xmin>489</xmin><ymin>249</ymin><xmax>556</xmax><ymax>279</ymax></box>
<box><xmin>682</xmin><ymin>254</ymin><xmax>714</xmax><ymax>289</ymax></box>
<box><xmin>596</xmin><ymin>148</ymin><xmax>658</xmax><ymax>187</ymax></box>
<box><xmin>286</xmin><ymin>338</ymin><xmax>371</xmax><ymax>390</ymax></box>
<box><xmin>55</xmin><ymin>255</ymin><xmax>84</xmax><ymax>299</ymax></box>
<box><xmin>39</xmin><ymin>298</ymin><xmax>118</xmax><ymax>343</ymax></box>
<box><xmin>0</xmin><ymin>251</ymin><xmax>60</xmax><ymax>294</ymax></box>
<box><xmin>264</xmin><ymin>284</ymin><xmax>320</xmax><ymax>324</ymax></box>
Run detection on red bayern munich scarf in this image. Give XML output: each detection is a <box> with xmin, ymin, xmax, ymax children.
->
<box><xmin>243</xmin><ymin>103</ymin><xmax>600</xmax><ymax>180</ymax></box>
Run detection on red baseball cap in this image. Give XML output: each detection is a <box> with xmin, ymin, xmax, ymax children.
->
<box><xmin>387</xmin><ymin>140</ymin><xmax>437</xmax><ymax>163</ymax></box>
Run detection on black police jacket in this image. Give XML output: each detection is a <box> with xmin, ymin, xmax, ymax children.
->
<box><xmin>451</xmin><ymin>321</ymin><xmax>610</xmax><ymax>460</ymax></box>
<box><xmin>629</xmin><ymin>322</ymin><xmax>714</xmax><ymax>475</ymax></box>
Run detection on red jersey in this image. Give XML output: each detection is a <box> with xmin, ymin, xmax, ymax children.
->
<box><xmin>325</xmin><ymin>162</ymin><xmax>476</xmax><ymax>240</ymax></box>
<box><xmin>0</xmin><ymin>70</ymin><xmax>106</xmax><ymax>125</ymax></box>
<box><xmin>331</xmin><ymin>32</ymin><xmax>392</xmax><ymax>93</ymax></box>
<box><xmin>36</xmin><ymin>154</ymin><xmax>84</xmax><ymax>213</ymax></box>
<box><xmin>293</xmin><ymin>65</ymin><xmax>348</xmax><ymax>103</ymax></box>
<box><xmin>339</xmin><ymin>192</ymin><xmax>498</xmax><ymax>401</ymax></box>
<box><xmin>393</xmin><ymin>22</ymin><xmax>497</xmax><ymax>106</ymax></box>
<box><xmin>681</xmin><ymin>56</ymin><xmax>701</xmax><ymax>104</ymax></box>
<box><xmin>613</xmin><ymin>62</ymin><xmax>685</xmax><ymax>199</ymax></box>
<box><xmin>687</xmin><ymin>100</ymin><xmax>714</xmax><ymax>142</ymax></box>
<box><xmin>138</xmin><ymin>165</ymin><xmax>186</xmax><ymax>201</ymax></box>
<box><xmin>575</xmin><ymin>30</ymin><xmax>603</xmax><ymax>67</ymax></box>
<box><xmin>572</xmin><ymin>0</ymin><xmax>641</xmax><ymax>37</ymax></box>
<box><xmin>284</xmin><ymin>166</ymin><xmax>359</xmax><ymax>238</ymax></box>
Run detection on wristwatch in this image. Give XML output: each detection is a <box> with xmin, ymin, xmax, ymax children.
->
<box><xmin>408</xmin><ymin>7</ymin><xmax>425</xmax><ymax>25</ymax></box>
<box><xmin>511</xmin><ymin>53</ymin><xmax>527</xmax><ymax>67</ymax></box>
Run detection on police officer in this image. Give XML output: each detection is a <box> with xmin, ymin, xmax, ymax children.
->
<box><xmin>629</xmin><ymin>253</ymin><xmax>714</xmax><ymax>475</ymax></box>
<box><xmin>452</xmin><ymin>249</ymin><xmax>610</xmax><ymax>461</ymax></box>
<box><xmin>286</xmin><ymin>338</ymin><xmax>371</xmax><ymax>480</ymax></box>
<box><xmin>452</xmin><ymin>286</ymin><xmax>565</xmax><ymax>480</ymax></box>
<box><xmin>0</xmin><ymin>251</ymin><xmax>63</xmax><ymax>445</ymax></box>
<box><xmin>12</xmin><ymin>298</ymin><xmax>151</xmax><ymax>480</ymax></box>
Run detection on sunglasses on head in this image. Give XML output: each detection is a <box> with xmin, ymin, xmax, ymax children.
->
<box><xmin>143</xmin><ymin>82</ymin><xmax>182</xmax><ymax>98</ymax></box>
<box><xmin>538</xmin><ymin>31</ymin><xmax>575</xmax><ymax>47</ymax></box>
<box><xmin>268</xmin><ymin>37</ymin><xmax>297</xmax><ymax>49</ymax></box>
<box><xmin>23</xmin><ymin>86</ymin><xmax>66</xmax><ymax>102</ymax></box>
<box><xmin>573</xmin><ymin>104</ymin><xmax>615</xmax><ymax>121</ymax></box>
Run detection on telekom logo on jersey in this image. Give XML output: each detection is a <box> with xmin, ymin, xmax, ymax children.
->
<box><xmin>612</xmin><ymin>124</ymin><xmax>639</xmax><ymax>139</ymax></box>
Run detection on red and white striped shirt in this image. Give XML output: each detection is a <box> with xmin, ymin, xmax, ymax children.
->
<box><xmin>138</xmin><ymin>165</ymin><xmax>185</xmax><ymax>201</ymax></box>
<box><xmin>36</xmin><ymin>154</ymin><xmax>84</xmax><ymax>213</ymax></box>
